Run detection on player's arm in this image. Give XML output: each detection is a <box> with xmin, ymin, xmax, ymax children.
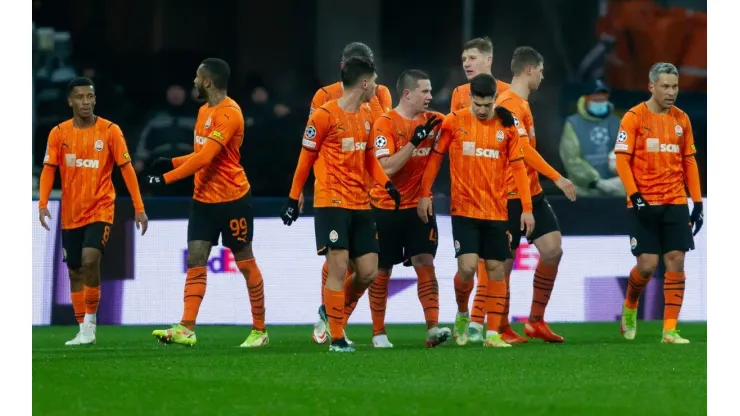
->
<box><xmin>417</xmin><ymin>114</ymin><xmax>453</xmax><ymax>199</ymax></box>
<box><xmin>613</xmin><ymin>111</ymin><xmax>640</xmax><ymax>196</ymax></box>
<box><xmin>308</xmin><ymin>88</ymin><xmax>327</xmax><ymax>120</ymax></box>
<box><xmin>507</xmin><ymin>127</ymin><xmax>533</xmax><ymax>213</ymax></box>
<box><xmin>681</xmin><ymin>118</ymin><xmax>702</xmax><ymax>202</ymax></box>
<box><xmin>373</xmin><ymin>116</ymin><xmax>410</xmax><ymax>176</ymax></box>
<box><xmin>377</xmin><ymin>85</ymin><xmax>393</xmax><ymax>112</ymax></box>
<box><xmin>38</xmin><ymin>127</ymin><xmax>61</xmax><ymax>230</ymax></box>
<box><xmin>162</xmin><ymin>108</ymin><xmax>239</xmax><ymax>184</ymax></box>
<box><xmin>364</xmin><ymin>134</ymin><xmax>392</xmax><ymax>186</ymax></box>
<box><xmin>450</xmin><ymin>87</ymin><xmax>460</xmax><ymax>112</ymax></box>
<box><xmin>109</xmin><ymin>124</ymin><xmax>145</xmax><ymax>213</ymax></box>
<box><xmin>172</xmin><ymin>153</ymin><xmax>195</xmax><ymax>168</ymax></box>
<box><xmin>288</xmin><ymin>110</ymin><xmax>329</xmax><ymax>199</ymax></box>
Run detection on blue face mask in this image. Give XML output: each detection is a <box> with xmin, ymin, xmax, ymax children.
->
<box><xmin>587</xmin><ymin>101</ymin><xmax>609</xmax><ymax>117</ymax></box>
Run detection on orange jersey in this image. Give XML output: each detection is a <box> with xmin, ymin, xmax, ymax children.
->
<box><xmin>614</xmin><ymin>103</ymin><xmax>696</xmax><ymax>206</ymax></box>
<box><xmin>43</xmin><ymin>117</ymin><xmax>132</xmax><ymax>229</ymax></box>
<box><xmin>192</xmin><ymin>97</ymin><xmax>250</xmax><ymax>203</ymax></box>
<box><xmin>450</xmin><ymin>79</ymin><xmax>511</xmax><ymax>111</ymax></box>
<box><xmin>301</xmin><ymin>100</ymin><xmax>377</xmax><ymax>209</ymax></box>
<box><xmin>369</xmin><ymin>110</ymin><xmax>444</xmax><ymax>209</ymax></box>
<box><xmin>434</xmin><ymin>109</ymin><xmax>524</xmax><ymax>221</ymax></box>
<box><xmin>310</xmin><ymin>82</ymin><xmax>392</xmax><ymax>121</ymax></box>
<box><xmin>495</xmin><ymin>89</ymin><xmax>543</xmax><ymax>198</ymax></box>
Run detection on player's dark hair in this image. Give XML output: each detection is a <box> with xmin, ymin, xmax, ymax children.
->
<box><xmin>511</xmin><ymin>46</ymin><xmax>544</xmax><ymax>74</ymax></box>
<box><xmin>67</xmin><ymin>77</ymin><xmax>95</xmax><ymax>97</ymax></box>
<box><xmin>470</xmin><ymin>74</ymin><xmax>514</xmax><ymax>127</ymax></box>
<box><xmin>342</xmin><ymin>42</ymin><xmax>374</xmax><ymax>63</ymax></box>
<box><xmin>201</xmin><ymin>58</ymin><xmax>231</xmax><ymax>90</ymax></box>
<box><xmin>341</xmin><ymin>56</ymin><xmax>376</xmax><ymax>88</ymax></box>
<box><xmin>396</xmin><ymin>69</ymin><xmax>429</xmax><ymax>97</ymax></box>
<box><xmin>463</xmin><ymin>37</ymin><xmax>494</xmax><ymax>55</ymax></box>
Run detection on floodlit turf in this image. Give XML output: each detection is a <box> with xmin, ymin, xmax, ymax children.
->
<box><xmin>32</xmin><ymin>322</ymin><xmax>706</xmax><ymax>416</ymax></box>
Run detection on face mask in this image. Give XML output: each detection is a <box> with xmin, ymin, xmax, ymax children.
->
<box><xmin>587</xmin><ymin>101</ymin><xmax>609</xmax><ymax>117</ymax></box>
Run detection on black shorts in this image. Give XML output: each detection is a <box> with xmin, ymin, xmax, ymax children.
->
<box><xmin>451</xmin><ymin>216</ymin><xmax>511</xmax><ymax>261</ymax></box>
<box><xmin>507</xmin><ymin>193</ymin><xmax>560</xmax><ymax>249</ymax></box>
<box><xmin>188</xmin><ymin>191</ymin><xmax>254</xmax><ymax>250</ymax></box>
<box><xmin>373</xmin><ymin>207</ymin><xmax>438</xmax><ymax>269</ymax></box>
<box><xmin>61</xmin><ymin>222</ymin><xmax>112</xmax><ymax>269</ymax></box>
<box><xmin>314</xmin><ymin>207</ymin><xmax>378</xmax><ymax>258</ymax></box>
<box><xmin>629</xmin><ymin>204</ymin><xmax>694</xmax><ymax>256</ymax></box>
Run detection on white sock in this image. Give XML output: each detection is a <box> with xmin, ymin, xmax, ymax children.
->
<box><xmin>469</xmin><ymin>322</ymin><xmax>483</xmax><ymax>331</ymax></box>
<box><xmin>79</xmin><ymin>323</ymin><xmax>84</xmax><ymax>332</ymax></box>
<box><xmin>486</xmin><ymin>330</ymin><xmax>499</xmax><ymax>337</ymax></box>
<box><xmin>84</xmin><ymin>313</ymin><xmax>97</xmax><ymax>325</ymax></box>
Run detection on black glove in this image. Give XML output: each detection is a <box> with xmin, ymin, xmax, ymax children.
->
<box><xmin>385</xmin><ymin>181</ymin><xmax>401</xmax><ymax>211</ymax></box>
<box><xmin>410</xmin><ymin>115</ymin><xmax>441</xmax><ymax>147</ymax></box>
<box><xmin>629</xmin><ymin>192</ymin><xmax>651</xmax><ymax>221</ymax></box>
<box><xmin>149</xmin><ymin>157</ymin><xmax>174</xmax><ymax>174</ymax></box>
<box><xmin>690</xmin><ymin>201</ymin><xmax>703</xmax><ymax>236</ymax></box>
<box><xmin>280</xmin><ymin>198</ymin><xmax>300</xmax><ymax>226</ymax></box>
<box><xmin>143</xmin><ymin>175</ymin><xmax>166</xmax><ymax>190</ymax></box>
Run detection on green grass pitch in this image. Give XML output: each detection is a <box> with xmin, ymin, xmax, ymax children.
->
<box><xmin>32</xmin><ymin>322</ymin><xmax>706</xmax><ymax>416</ymax></box>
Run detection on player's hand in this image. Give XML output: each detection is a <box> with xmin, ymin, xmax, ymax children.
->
<box><xmin>143</xmin><ymin>175</ymin><xmax>166</xmax><ymax>190</ymax></box>
<box><xmin>555</xmin><ymin>177</ymin><xmax>577</xmax><ymax>201</ymax></box>
<box><xmin>149</xmin><ymin>157</ymin><xmax>174</xmax><ymax>174</ymax></box>
<box><xmin>629</xmin><ymin>192</ymin><xmax>651</xmax><ymax>221</ymax></box>
<box><xmin>417</xmin><ymin>197</ymin><xmax>434</xmax><ymax>224</ymax></box>
<box><xmin>39</xmin><ymin>207</ymin><xmax>52</xmax><ymax>231</ymax></box>
<box><xmin>410</xmin><ymin>115</ymin><xmax>441</xmax><ymax>147</ymax></box>
<box><xmin>385</xmin><ymin>181</ymin><xmax>401</xmax><ymax>211</ymax></box>
<box><xmin>690</xmin><ymin>201</ymin><xmax>703</xmax><ymax>236</ymax></box>
<box><xmin>298</xmin><ymin>192</ymin><xmax>305</xmax><ymax>214</ymax></box>
<box><xmin>135</xmin><ymin>212</ymin><xmax>149</xmax><ymax>236</ymax></box>
<box><xmin>520</xmin><ymin>212</ymin><xmax>535</xmax><ymax>238</ymax></box>
<box><xmin>280</xmin><ymin>198</ymin><xmax>300</xmax><ymax>226</ymax></box>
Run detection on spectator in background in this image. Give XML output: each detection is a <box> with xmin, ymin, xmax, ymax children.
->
<box><xmin>559</xmin><ymin>80</ymin><xmax>625</xmax><ymax>197</ymax></box>
<box><xmin>135</xmin><ymin>85</ymin><xmax>196</xmax><ymax>195</ymax></box>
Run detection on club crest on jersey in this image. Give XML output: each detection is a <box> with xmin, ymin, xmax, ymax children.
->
<box><xmin>454</xmin><ymin>240</ymin><xmax>461</xmax><ymax>253</ymax></box>
<box><xmin>94</xmin><ymin>139</ymin><xmax>104</xmax><ymax>151</ymax></box>
<box><xmin>304</xmin><ymin>125</ymin><xmax>317</xmax><ymax>140</ymax></box>
<box><xmin>630</xmin><ymin>237</ymin><xmax>638</xmax><ymax>250</ymax></box>
<box><xmin>205</xmin><ymin>117</ymin><xmax>212</xmax><ymax>129</ymax></box>
<box><xmin>329</xmin><ymin>230</ymin><xmax>339</xmax><ymax>243</ymax></box>
<box><xmin>675</xmin><ymin>125</ymin><xmax>683</xmax><ymax>137</ymax></box>
<box><xmin>496</xmin><ymin>130</ymin><xmax>505</xmax><ymax>142</ymax></box>
<box><xmin>375</xmin><ymin>135</ymin><xmax>387</xmax><ymax>149</ymax></box>
<box><xmin>365</xmin><ymin>121</ymin><xmax>371</xmax><ymax>133</ymax></box>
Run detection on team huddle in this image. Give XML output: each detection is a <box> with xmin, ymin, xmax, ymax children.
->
<box><xmin>37</xmin><ymin>37</ymin><xmax>704</xmax><ymax>351</ymax></box>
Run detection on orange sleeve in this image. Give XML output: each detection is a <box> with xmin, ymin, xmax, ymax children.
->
<box><xmin>38</xmin><ymin>165</ymin><xmax>56</xmax><ymax>210</ymax></box>
<box><xmin>522</xmin><ymin>139</ymin><xmax>562</xmax><ymax>182</ymax></box>
<box><xmin>450</xmin><ymin>87</ymin><xmax>460</xmax><ymax>112</ymax></box>
<box><xmin>683</xmin><ymin>156</ymin><xmax>702</xmax><ymax>202</ymax></box>
<box><xmin>163</xmin><ymin>139</ymin><xmax>222</xmax><ymax>184</ymax></box>
<box><xmin>511</xmin><ymin>160</ymin><xmax>532</xmax><ymax>213</ymax></box>
<box><xmin>43</xmin><ymin>126</ymin><xmax>61</xmax><ymax>167</ymax></box>
<box><xmin>417</xmin><ymin>114</ymin><xmax>454</xmax><ymax>197</ymax></box>
<box><xmin>120</xmin><ymin>163</ymin><xmax>145</xmax><ymax>213</ymax></box>
<box><xmin>108</xmin><ymin>124</ymin><xmax>133</xmax><ymax>166</ymax></box>
<box><xmin>614</xmin><ymin>111</ymin><xmax>638</xmax><ymax>155</ymax></box>
<box><xmin>309</xmin><ymin>89</ymin><xmax>327</xmax><ymax>118</ymax></box>
<box><xmin>372</xmin><ymin>116</ymin><xmax>396</xmax><ymax>159</ymax></box>
<box><xmin>289</xmin><ymin>149</ymin><xmax>319</xmax><ymax>199</ymax></box>
<box><xmin>615</xmin><ymin>153</ymin><xmax>638</xmax><ymax>195</ymax></box>
<box><xmin>172</xmin><ymin>153</ymin><xmax>194</xmax><ymax>168</ymax></box>
<box><xmin>365</xmin><ymin>148</ymin><xmax>391</xmax><ymax>186</ymax></box>
<box><xmin>377</xmin><ymin>85</ymin><xmax>393</xmax><ymax>112</ymax></box>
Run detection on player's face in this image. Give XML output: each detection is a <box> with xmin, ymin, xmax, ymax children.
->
<box><xmin>361</xmin><ymin>73</ymin><xmax>378</xmax><ymax>103</ymax></box>
<box><xmin>527</xmin><ymin>63</ymin><xmax>545</xmax><ymax>91</ymax></box>
<box><xmin>471</xmin><ymin>95</ymin><xmax>496</xmax><ymax>120</ymax></box>
<box><xmin>194</xmin><ymin>65</ymin><xmax>210</xmax><ymax>100</ymax></box>
<box><xmin>649</xmin><ymin>73</ymin><xmax>679</xmax><ymax>109</ymax></box>
<box><xmin>462</xmin><ymin>49</ymin><xmax>492</xmax><ymax>80</ymax></box>
<box><xmin>68</xmin><ymin>86</ymin><xmax>96</xmax><ymax>118</ymax></box>
<box><xmin>406</xmin><ymin>79</ymin><xmax>433</xmax><ymax>112</ymax></box>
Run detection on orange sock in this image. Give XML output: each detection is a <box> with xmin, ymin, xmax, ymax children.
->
<box><xmin>180</xmin><ymin>266</ymin><xmax>207</xmax><ymax>330</ymax></box>
<box><xmin>369</xmin><ymin>271</ymin><xmax>390</xmax><ymax>335</ymax></box>
<box><xmin>343</xmin><ymin>274</ymin><xmax>366</xmax><ymax>327</ymax></box>
<box><xmin>530</xmin><ymin>261</ymin><xmax>558</xmax><ymax>322</ymax></box>
<box><xmin>624</xmin><ymin>266</ymin><xmax>651</xmax><ymax>310</ymax></box>
<box><xmin>663</xmin><ymin>271</ymin><xmax>686</xmax><ymax>331</ymax></box>
<box><xmin>71</xmin><ymin>290</ymin><xmax>85</xmax><ymax>324</ymax></box>
<box><xmin>236</xmin><ymin>259</ymin><xmax>266</xmax><ymax>332</ymax></box>
<box><xmin>454</xmin><ymin>273</ymin><xmax>474</xmax><ymax>313</ymax></box>
<box><xmin>485</xmin><ymin>279</ymin><xmax>507</xmax><ymax>333</ymax></box>
<box><xmin>471</xmin><ymin>261</ymin><xmax>488</xmax><ymax>325</ymax></box>
<box><xmin>500</xmin><ymin>274</ymin><xmax>511</xmax><ymax>331</ymax></box>
<box><xmin>415</xmin><ymin>266</ymin><xmax>439</xmax><ymax>329</ymax></box>
<box><xmin>320</xmin><ymin>261</ymin><xmax>329</xmax><ymax>305</ymax></box>
<box><xmin>83</xmin><ymin>285</ymin><xmax>101</xmax><ymax>315</ymax></box>
<box><xmin>323</xmin><ymin>287</ymin><xmax>345</xmax><ymax>341</ymax></box>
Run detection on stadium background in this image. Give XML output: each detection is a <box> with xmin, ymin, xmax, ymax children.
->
<box><xmin>31</xmin><ymin>0</ymin><xmax>707</xmax><ymax>326</ymax></box>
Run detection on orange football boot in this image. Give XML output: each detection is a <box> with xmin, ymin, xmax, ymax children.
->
<box><xmin>524</xmin><ymin>320</ymin><xmax>564</xmax><ymax>343</ymax></box>
<box><xmin>500</xmin><ymin>326</ymin><xmax>528</xmax><ymax>344</ymax></box>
